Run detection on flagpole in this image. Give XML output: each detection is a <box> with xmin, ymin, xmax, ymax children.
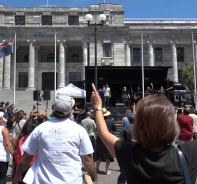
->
<box><xmin>141</xmin><ymin>34</ymin><xmax>144</xmax><ymax>98</ymax></box>
<box><xmin>14</xmin><ymin>33</ymin><xmax>16</xmax><ymax>104</ymax></box>
<box><xmin>192</xmin><ymin>32</ymin><xmax>197</xmax><ymax>110</ymax></box>
<box><xmin>54</xmin><ymin>33</ymin><xmax>57</xmax><ymax>101</ymax></box>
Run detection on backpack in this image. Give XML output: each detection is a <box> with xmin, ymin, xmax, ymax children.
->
<box><xmin>123</xmin><ymin>124</ymin><xmax>133</xmax><ymax>143</ymax></box>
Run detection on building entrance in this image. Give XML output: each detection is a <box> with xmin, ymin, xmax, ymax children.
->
<box><xmin>42</xmin><ymin>72</ymin><xmax>58</xmax><ymax>90</ymax></box>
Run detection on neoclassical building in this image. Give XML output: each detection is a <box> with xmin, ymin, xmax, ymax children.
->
<box><xmin>0</xmin><ymin>3</ymin><xmax>197</xmax><ymax>91</ymax></box>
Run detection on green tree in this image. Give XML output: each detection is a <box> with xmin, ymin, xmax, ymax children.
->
<box><xmin>180</xmin><ymin>65</ymin><xmax>197</xmax><ymax>91</ymax></box>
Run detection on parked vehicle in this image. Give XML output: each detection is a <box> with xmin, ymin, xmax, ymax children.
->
<box><xmin>167</xmin><ymin>81</ymin><xmax>194</xmax><ymax>109</ymax></box>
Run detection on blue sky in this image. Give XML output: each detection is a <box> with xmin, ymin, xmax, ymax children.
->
<box><xmin>1</xmin><ymin>0</ymin><xmax>197</xmax><ymax>18</ymax></box>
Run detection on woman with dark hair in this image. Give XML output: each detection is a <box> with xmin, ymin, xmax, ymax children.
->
<box><xmin>12</xmin><ymin>110</ymin><xmax>27</xmax><ymax>142</ymax></box>
<box><xmin>95</xmin><ymin>108</ymin><xmax>116</xmax><ymax>175</ymax></box>
<box><xmin>12</xmin><ymin>118</ymin><xmax>37</xmax><ymax>183</ymax></box>
<box><xmin>6</xmin><ymin>113</ymin><xmax>15</xmax><ymax>143</ymax></box>
<box><xmin>90</xmin><ymin>83</ymin><xmax>197</xmax><ymax>184</ymax></box>
<box><xmin>4</xmin><ymin>101</ymin><xmax>10</xmax><ymax>113</ymax></box>
<box><xmin>37</xmin><ymin>114</ymin><xmax>47</xmax><ymax>125</ymax></box>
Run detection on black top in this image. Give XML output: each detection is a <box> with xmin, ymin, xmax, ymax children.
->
<box><xmin>145</xmin><ymin>89</ymin><xmax>154</xmax><ymax>95</ymax></box>
<box><xmin>98</xmin><ymin>89</ymin><xmax>104</xmax><ymax>97</ymax></box>
<box><xmin>121</xmin><ymin>91</ymin><xmax>129</xmax><ymax>99</ymax></box>
<box><xmin>106</xmin><ymin>118</ymin><xmax>116</xmax><ymax>134</ymax></box>
<box><xmin>115</xmin><ymin>140</ymin><xmax>197</xmax><ymax>184</ymax></box>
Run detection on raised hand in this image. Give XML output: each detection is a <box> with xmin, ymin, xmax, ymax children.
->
<box><xmin>90</xmin><ymin>83</ymin><xmax>103</xmax><ymax>109</ymax></box>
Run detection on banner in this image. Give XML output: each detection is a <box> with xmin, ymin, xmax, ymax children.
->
<box><xmin>0</xmin><ymin>38</ymin><xmax>14</xmax><ymax>58</ymax></box>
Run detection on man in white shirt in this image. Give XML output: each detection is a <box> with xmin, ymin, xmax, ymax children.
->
<box><xmin>103</xmin><ymin>84</ymin><xmax>111</xmax><ymax>107</ymax></box>
<box><xmin>12</xmin><ymin>96</ymin><xmax>98</xmax><ymax>184</ymax></box>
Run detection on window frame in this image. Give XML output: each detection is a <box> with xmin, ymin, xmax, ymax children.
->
<box><xmin>155</xmin><ymin>47</ymin><xmax>163</xmax><ymax>62</ymax></box>
<box><xmin>42</xmin><ymin>16</ymin><xmax>52</xmax><ymax>25</ymax></box>
<box><xmin>69</xmin><ymin>72</ymin><xmax>81</xmax><ymax>81</ymax></box>
<box><xmin>177</xmin><ymin>47</ymin><xmax>184</xmax><ymax>62</ymax></box>
<box><xmin>133</xmin><ymin>48</ymin><xmax>141</xmax><ymax>62</ymax></box>
<box><xmin>18</xmin><ymin>72</ymin><xmax>28</xmax><ymax>88</ymax></box>
<box><xmin>71</xmin><ymin>54</ymin><xmax>81</xmax><ymax>62</ymax></box>
<box><xmin>68</xmin><ymin>16</ymin><xmax>79</xmax><ymax>25</ymax></box>
<box><xmin>47</xmin><ymin>53</ymin><xmax>54</xmax><ymax>62</ymax></box>
<box><xmin>102</xmin><ymin>43</ymin><xmax>112</xmax><ymax>57</ymax></box>
<box><xmin>15</xmin><ymin>16</ymin><xmax>25</xmax><ymax>25</ymax></box>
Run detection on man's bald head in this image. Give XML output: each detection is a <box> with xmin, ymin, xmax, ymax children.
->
<box><xmin>87</xmin><ymin>111</ymin><xmax>92</xmax><ymax>117</ymax></box>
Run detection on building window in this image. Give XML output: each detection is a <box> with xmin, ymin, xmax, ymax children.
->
<box><xmin>69</xmin><ymin>72</ymin><xmax>81</xmax><ymax>81</ymax></box>
<box><xmin>15</xmin><ymin>16</ymin><xmax>25</xmax><ymax>25</ymax></box>
<box><xmin>155</xmin><ymin>48</ymin><xmax>162</xmax><ymax>62</ymax></box>
<box><xmin>103</xmin><ymin>43</ymin><xmax>112</xmax><ymax>57</ymax></box>
<box><xmin>177</xmin><ymin>47</ymin><xmax>184</xmax><ymax>62</ymax></box>
<box><xmin>68</xmin><ymin>16</ymin><xmax>79</xmax><ymax>25</ymax></box>
<box><xmin>19</xmin><ymin>72</ymin><xmax>28</xmax><ymax>87</ymax></box>
<box><xmin>47</xmin><ymin>53</ymin><xmax>54</xmax><ymax>62</ymax></box>
<box><xmin>133</xmin><ymin>48</ymin><xmax>141</xmax><ymax>62</ymax></box>
<box><xmin>24</xmin><ymin>54</ymin><xmax>29</xmax><ymax>62</ymax></box>
<box><xmin>71</xmin><ymin>54</ymin><xmax>81</xmax><ymax>62</ymax></box>
<box><xmin>42</xmin><ymin>16</ymin><xmax>52</xmax><ymax>25</ymax></box>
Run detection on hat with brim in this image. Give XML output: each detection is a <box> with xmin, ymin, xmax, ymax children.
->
<box><xmin>53</xmin><ymin>96</ymin><xmax>75</xmax><ymax>117</ymax></box>
<box><xmin>31</xmin><ymin>111</ymin><xmax>40</xmax><ymax>118</ymax></box>
<box><xmin>102</xmin><ymin>108</ymin><xmax>111</xmax><ymax>116</ymax></box>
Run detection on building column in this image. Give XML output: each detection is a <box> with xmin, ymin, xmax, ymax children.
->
<box><xmin>26</xmin><ymin>41</ymin><xmax>35</xmax><ymax>90</ymax></box>
<box><xmin>170</xmin><ymin>41</ymin><xmax>178</xmax><ymax>82</ymax></box>
<box><xmin>125</xmin><ymin>41</ymin><xmax>131</xmax><ymax>66</ymax></box>
<box><xmin>147</xmin><ymin>41</ymin><xmax>154</xmax><ymax>66</ymax></box>
<box><xmin>34</xmin><ymin>44</ymin><xmax>40</xmax><ymax>89</ymax></box>
<box><xmin>82</xmin><ymin>41</ymin><xmax>88</xmax><ymax>80</ymax></box>
<box><xmin>195</xmin><ymin>42</ymin><xmax>197</xmax><ymax>64</ymax></box>
<box><xmin>0</xmin><ymin>58</ymin><xmax>4</xmax><ymax>89</ymax></box>
<box><xmin>3</xmin><ymin>55</ymin><xmax>11</xmax><ymax>89</ymax></box>
<box><xmin>58</xmin><ymin>41</ymin><xmax>65</xmax><ymax>88</ymax></box>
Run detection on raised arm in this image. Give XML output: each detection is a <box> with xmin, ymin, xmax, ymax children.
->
<box><xmin>150</xmin><ymin>83</ymin><xmax>154</xmax><ymax>90</ymax></box>
<box><xmin>12</xmin><ymin>152</ymin><xmax>34</xmax><ymax>184</ymax></box>
<box><xmin>91</xmin><ymin>83</ymin><xmax>119</xmax><ymax>157</ymax></box>
<box><xmin>167</xmin><ymin>86</ymin><xmax>173</xmax><ymax>91</ymax></box>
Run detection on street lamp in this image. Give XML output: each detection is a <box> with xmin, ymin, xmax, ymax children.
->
<box><xmin>85</xmin><ymin>13</ymin><xmax>106</xmax><ymax>89</ymax></box>
<box><xmin>192</xmin><ymin>33</ymin><xmax>197</xmax><ymax>110</ymax></box>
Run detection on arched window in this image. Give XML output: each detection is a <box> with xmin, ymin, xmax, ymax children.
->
<box><xmin>24</xmin><ymin>54</ymin><xmax>29</xmax><ymax>62</ymax></box>
<box><xmin>47</xmin><ymin>53</ymin><xmax>54</xmax><ymax>62</ymax></box>
<box><xmin>71</xmin><ymin>54</ymin><xmax>80</xmax><ymax>62</ymax></box>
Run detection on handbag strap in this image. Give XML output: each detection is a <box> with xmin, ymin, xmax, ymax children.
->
<box><xmin>176</xmin><ymin>147</ymin><xmax>191</xmax><ymax>184</ymax></box>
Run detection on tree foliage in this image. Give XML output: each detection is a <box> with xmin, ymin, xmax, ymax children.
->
<box><xmin>180</xmin><ymin>65</ymin><xmax>197</xmax><ymax>91</ymax></box>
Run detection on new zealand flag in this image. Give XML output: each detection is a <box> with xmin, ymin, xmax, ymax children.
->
<box><xmin>0</xmin><ymin>38</ymin><xmax>14</xmax><ymax>58</ymax></box>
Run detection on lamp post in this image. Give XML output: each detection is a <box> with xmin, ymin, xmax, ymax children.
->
<box><xmin>85</xmin><ymin>14</ymin><xmax>106</xmax><ymax>89</ymax></box>
<box><xmin>192</xmin><ymin>33</ymin><xmax>197</xmax><ymax>110</ymax></box>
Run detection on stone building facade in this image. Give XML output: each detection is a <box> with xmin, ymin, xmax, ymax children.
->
<box><xmin>0</xmin><ymin>3</ymin><xmax>197</xmax><ymax>91</ymax></box>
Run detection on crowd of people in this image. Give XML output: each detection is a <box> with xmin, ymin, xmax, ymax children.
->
<box><xmin>0</xmin><ymin>82</ymin><xmax>197</xmax><ymax>183</ymax></box>
<box><xmin>0</xmin><ymin>102</ymin><xmax>50</xmax><ymax>184</ymax></box>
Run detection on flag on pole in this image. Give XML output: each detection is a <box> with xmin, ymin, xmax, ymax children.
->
<box><xmin>0</xmin><ymin>38</ymin><xmax>14</xmax><ymax>58</ymax></box>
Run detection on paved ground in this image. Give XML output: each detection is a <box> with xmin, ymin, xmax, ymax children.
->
<box><xmin>6</xmin><ymin>158</ymin><xmax>121</xmax><ymax>184</ymax></box>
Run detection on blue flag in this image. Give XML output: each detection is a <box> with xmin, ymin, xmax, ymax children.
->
<box><xmin>0</xmin><ymin>38</ymin><xmax>14</xmax><ymax>58</ymax></box>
